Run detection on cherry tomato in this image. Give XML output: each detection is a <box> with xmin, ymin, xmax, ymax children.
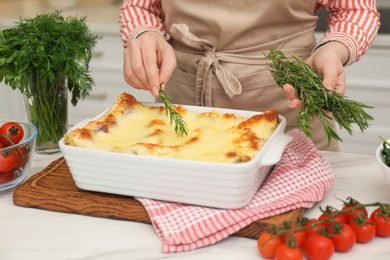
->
<box><xmin>14</xmin><ymin>147</ymin><xmax>28</xmax><ymax>168</ymax></box>
<box><xmin>304</xmin><ymin>218</ymin><xmax>323</xmax><ymax>236</ymax></box>
<box><xmin>303</xmin><ymin>233</ymin><xmax>334</xmax><ymax>260</ymax></box>
<box><xmin>275</xmin><ymin>244</ymin><xmax>303</xmax><ymax>260</ymax></box>
<box><xmin>319</xmin><ymin>210</ymin><xmax>346</xmax><ymax>229</ymax></box>
<box><xmin>370</xmin><ymin>208</ymin><xmax>390</xmax><ymax>237</ymax></box>
<box><xmin>348</xmin><ymin>218</ymin><xmax>376</xmax><ymax>243</ymax></box>
<box><xmin>342</xmin><ymin>205</ymin><xmax>368</xmax><ymax>223</ymax></box>
<box><xmin>257</xmin><ymin>232</ymin><xmax>283</xmax><ymax>259</ymax></box>
<box><xmin>328</xmin><ymin>224</ymin><xmax>356</xmax><ymax>252</ymax></box>
<box><xmin>0</xmin><ymin>122</ymin><xmax>24</xmax><ymax>146</ymax></box>
<box><xmin>281</xmin><ymin>224</ymin><xmax>307</xmax><ymax>248</ymax></box>
<box><xmin>0</xmin><ymin>150</ymin><xmax>19</xmax><ymax>173</ymax></box>
<box><xmin>0</xmin><ymin>171</ymin><xmax>15</xmax><ymax>184</ymax></box>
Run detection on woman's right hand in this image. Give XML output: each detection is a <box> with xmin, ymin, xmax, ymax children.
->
<box><xmin>123</xmin><ymin>31</ymin><xmax>177</xmax><ymax>97</ymax></box>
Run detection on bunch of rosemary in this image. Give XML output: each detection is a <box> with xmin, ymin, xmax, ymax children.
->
<box><xmin>159</xmin><ymin>89</ymin><xmax>188</xmax><ymax>137</ymax></box>
<box><xmin>267</xmin><ymin>49</ymin><xmax>373</xmax><ymax>144</ymax></box>
<box><xmin>0</xmin><ymin>11</ymin><xmax>101</xmax><ymax>150</ymax></box>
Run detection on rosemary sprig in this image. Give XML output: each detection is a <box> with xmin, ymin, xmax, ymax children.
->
<box><xmin>159</xmin><ymin>89</ymin><xmax>188</xmax><ymax>137</ymax></box>
<box><xmin>267</xmin><ymin>49</ymin><xmax>373</xmax><ymax>144</ymax></box>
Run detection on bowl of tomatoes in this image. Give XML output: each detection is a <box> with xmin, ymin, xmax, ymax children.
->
<box><xmin>0</xmin><ymin>121</ymin><xmax>38</xmax><ymax>192</ymax></box>
<box><xmin>376</xmin><ymin>136</ymin><xmax>390</xmax><ymax>188</ymax></box>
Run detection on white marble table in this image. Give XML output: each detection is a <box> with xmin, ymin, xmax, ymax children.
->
<box><xmin>1</xmin><ymin>151</ymin><xmax>390</xmax><ymax>260</ymax></box>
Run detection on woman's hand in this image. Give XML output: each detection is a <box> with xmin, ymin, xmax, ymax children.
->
<box><xmin>123</xmin><ymin>31</ymin><xmax>177</xmax><ymax>97</ymax></box>
<box><xmin>283</xmin><ymin>41</ymin><xmax>349</xmax><ymax>109</ymax></box>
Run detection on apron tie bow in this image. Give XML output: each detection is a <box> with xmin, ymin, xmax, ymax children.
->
<box><xmin>170</xmin><ymin>23</ymin><xmax>242</xmax><ymax>106</ymax></box>
<box><xmin>211</xmin><ymin>56</ymin><xmax>219</xmax><ymax>70</ymax></box>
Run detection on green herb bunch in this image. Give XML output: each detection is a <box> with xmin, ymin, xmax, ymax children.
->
<box><xmin>267</xmin><ymin>49</ymin><xmax>373</xmax><ymax>144</ymax></box>
<box><xmin>0</xmin><ymin>11</ymin><xmax>101</xmax><ymax>104</ymax></box>
<box><xmin>0</xmin><ymin>11</ymin><xmax>101</xmax><ymax>151</ymax></box>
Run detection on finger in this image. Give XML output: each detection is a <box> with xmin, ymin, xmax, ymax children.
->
<box><xmin>334</xmin><ymin>70</ymin><xmax>346</xmax><ymax>95</ymax></box>
<box><xmin>283</xmin><ymin>84</ymin><xmax>298</xmax><ymax>100</ymax></box>
<box><xmin>158</xmin><ymin>50</ymin><xmax>177</xmax><ymax>89</ymax></box>
<box><xmin>123</xmin><ymin>48</ymin><xmax>145</xmax><ymax>90</ymax></box>
<box><xmin>140</xmin><ymin>45</ymin><xmax>161</xmax><ymax>97</ymax></box>
<box><xmin>321</xmin><ymin>63</ymin><xmax>338</xmax><ymax>92</ymax></box>
<box><xmin>283</xmin><ymin>84</ymin><xmax>302</xmax><ymax>109</ymax></box>
<box><xmin>290</xmin><ymin>99</ymin><xmax>303</xmax><ymax>109</ymax></box>
<box><xmin>305</xmin><ymin>56</ymin><xmax>314</xmax><ymax>67</ymax></box>
<box><xmin>128</xmin><ymin>41</ymin><xmax>149</xmax><ymax>89</ymax></box>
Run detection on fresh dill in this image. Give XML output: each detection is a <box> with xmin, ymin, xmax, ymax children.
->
<box><xmin>0</xmin><ymin>11</ymin><xmax>101</xmax><ymax>104</ymax></box>
<box><xmin>0</xmin><ymin>11</ymin><xmax>101</xmax><ymax>147</ymax></box>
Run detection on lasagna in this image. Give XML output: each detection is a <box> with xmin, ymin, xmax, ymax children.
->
<box><xmin>64</xmin><ymin>92</ymin><xmax>279</xmax><ymax>163</ymax></box>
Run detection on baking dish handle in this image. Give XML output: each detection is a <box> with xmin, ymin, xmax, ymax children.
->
<box><xmin>260</xmin><ymin>134</ymin><xmax>293</xmax><ymax>166</ymax></box>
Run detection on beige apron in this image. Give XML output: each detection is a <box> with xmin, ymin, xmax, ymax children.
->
<box><xmin>158</xmin><ymin>0</ymin><xmax>339</xmax><ymax>151</ymax></box>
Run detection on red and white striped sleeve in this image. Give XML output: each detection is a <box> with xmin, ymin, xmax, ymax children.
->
<box><xmin>316</xmin><ymin>0</ymin><xmax>381</xmax><ymax>66</ymax></box>
<box><xmin>119</xmin><ymin>0</ymin><xmax>165</xmax><ymax>48</ymax></box>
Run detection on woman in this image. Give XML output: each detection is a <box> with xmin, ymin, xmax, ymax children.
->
<box><xmin>119</xmin><ymin>0</ymin><xmax>380</xmax><ymax>150</ymax></box>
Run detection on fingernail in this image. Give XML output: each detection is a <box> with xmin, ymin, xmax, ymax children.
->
<box><xmin>160</xmin><ymin>83</ymin><xmax>166</xmax><ymax>90</ymax></box>
<box><xmin>289</xmin><ymin>102</ymin><xmax>298</xmax><ymax>109</ymax></box>
<box><xmin>151</xmin><ymin>86</ymin><xmax>159</xmax><ymax>97</ymax></box>
<box><xmin>325</xmin><ymin>84</ymin><xmax>334</xmax><ymax>91</ymax></box>
<box><xmin>283</xmin><ymin>85</ymin><xmax>293</xmax><ymax>95</ymax></box>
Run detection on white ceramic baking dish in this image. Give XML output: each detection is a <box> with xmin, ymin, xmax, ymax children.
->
<box><xmin>59</xmin><ymin>103</ymin><xmax>292</xmax><ymax>209</ymax></box>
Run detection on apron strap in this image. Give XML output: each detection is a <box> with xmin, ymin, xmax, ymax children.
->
<box><xmin>171</xmin><ymin>23</ymin><xmax>243</xmax><ymax>106</ymax></box>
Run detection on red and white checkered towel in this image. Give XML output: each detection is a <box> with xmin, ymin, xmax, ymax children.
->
<box><xmin>137</xmin><ymin>130</ymin><xmax>334</xmax><ymax>253</ymax></box>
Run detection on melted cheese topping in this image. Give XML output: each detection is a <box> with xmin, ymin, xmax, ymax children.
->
<box><xmin>64</xmin><ymin>93</ymin><xmax>279</xmax><ymax>163</ymax></box>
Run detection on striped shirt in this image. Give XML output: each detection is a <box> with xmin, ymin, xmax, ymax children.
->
<box><xmin>119</xmin><ymin>0</ymin><xmax>380</xmax><ymax>65</ymax></box>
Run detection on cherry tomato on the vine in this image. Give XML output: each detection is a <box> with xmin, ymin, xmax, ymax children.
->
<box><xmin>257</xmin><ymin>232</ymin><xmax>282</xmax><ymax>259</ymax></box>
<box><xmin>348</xmin><ymin>218</ymin><xmax>376</xmax><ymax>243</ymax></box>
<box><xmin>319</xmin><ymin>210</ymin><xmax>346</xmax><ymax>229</ymax></box>
<box><xmin>281</xmin><ymin>224</ymin><xmax>307</xmax><ymax>248</ymax></box>
<box><xmin>342</xmin><ymin>205</ymin><xmax>368</xmax><ymax>223</ymax></box>
<box><xmin>275</xmin><ymin>244</ymin><xmax>303</xmax><ymax>260</ymax></box>
<box><xmin>370</xmin><ymin>208</ymin><xmax>390</xmax><ymax>237</ymax></box>
<box><xmin>303</xmin><ymin>233</ymin><xmax>334</xmax><ymax>260</ymax></box>
<box><xmin>0</xmin><ymin>122</ymin><xmax>24</xmax><ymax>146</ymax></box>
<box><xmin>0</xmin><ymin>150</ymin><xmax>19</xmax><ymax>173</ymax></box>
<box><xmin>304</xmin><ymin>218</ymin><xmax>324</xmax><ymax>236</ymax></box>
<box><xmin>328</xmin><ymin>223</ymin><xmax>356</xmax><ymax>252</ymax></box>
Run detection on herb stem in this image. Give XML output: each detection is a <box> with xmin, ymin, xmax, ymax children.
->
<box><xmin>159</xmin><ymin>89</ymin><xmax>188</xmax><ymax>137</ymax></box>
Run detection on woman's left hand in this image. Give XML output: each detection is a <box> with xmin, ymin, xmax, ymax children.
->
<box><xmin>283</xmin><ymin>41</ymin><xmax>349</xmax><ymax>109</ymax></box>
